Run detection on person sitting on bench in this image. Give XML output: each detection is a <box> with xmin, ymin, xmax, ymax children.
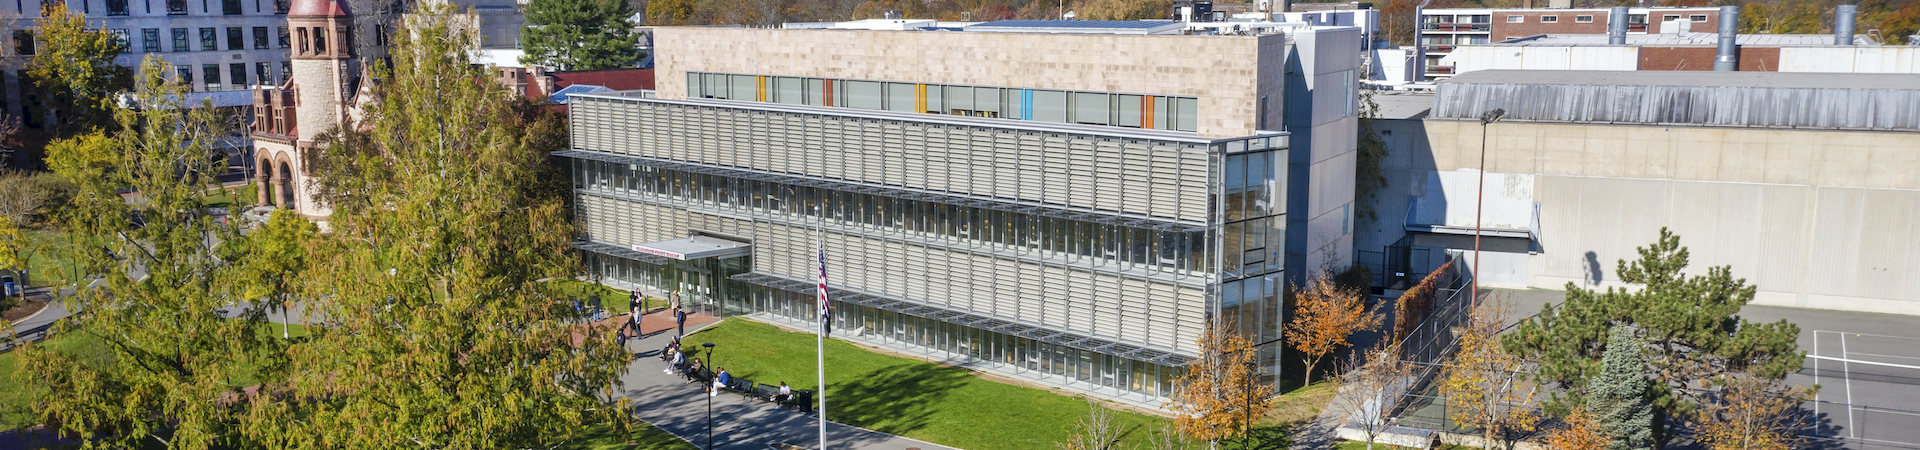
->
<box><xmin>686</xmin><ymin>358</ymin><xmax>705</xmax><ymax>382</ymax></box>
<box><xmin>711</xmin><ymin>367</ymin><xmax>731</xmax><ymax>397</ymax></box>
<box><xmin>664</xmin><ymin>347</ymin><xmax>684</xmax><ymax>374</ymax></box>
<box><xmin>774</xmin><ymin>382</ymin><xmax>793</xmax><ymax>404</ymax></box>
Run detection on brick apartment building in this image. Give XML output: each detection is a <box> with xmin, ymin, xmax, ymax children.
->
<box><xmin>1419</xmin><ymin>6</ymin><xmax>1720</xmax><ymax>78</ymax></box>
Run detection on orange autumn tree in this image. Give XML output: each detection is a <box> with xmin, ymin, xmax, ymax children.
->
<box><xmin>1286</xmin><ymin>271</ymin><xmax>1383</xmax><ymax>385</ymax></box>
<box><xmin>1543</xmin><ymin>408</ymin><xmax>1609</xmax><ymax>450</ymax></box>
<box><xmin>1167</xmin><ymin>324</ymin><xmax>1274</xmax><ymax>444</ymax></box>
<box><xmin>1440</xmin><ymin>295</ymin><xmax>1539</xmax><ymax>450</ymax></box>
<box><xmin>1692</xmin><ymin>373</ymin><xmax>1814</xmax><ymax>450</ymax></box>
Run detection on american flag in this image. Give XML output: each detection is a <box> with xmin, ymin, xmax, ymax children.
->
<box><xmin>816</xmin><ymin>240</ymin><xmax>832</xmax><ymax>337</ymax></box>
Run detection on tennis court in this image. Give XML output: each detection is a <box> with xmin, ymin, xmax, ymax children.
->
<box><xmin>1806</xmin><ymin>330</ymin><xmax>1920</xmax><ymax>449</ymax></box>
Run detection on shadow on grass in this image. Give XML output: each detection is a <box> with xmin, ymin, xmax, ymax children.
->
<box><xmin>819</xmin><ymin>362</ymin><xmax>971</xmax><ymax>438</ymax></box>
<box><xmin>1241</xmin><ymin>424</ymin><xmax>1298</xmax><ymax>450</ymax></box>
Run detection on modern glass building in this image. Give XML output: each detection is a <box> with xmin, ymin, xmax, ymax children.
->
<box><xmin>562</xmin><ymin>21</ymin><xmax>1357</xmax><ymax>405</ymax></box>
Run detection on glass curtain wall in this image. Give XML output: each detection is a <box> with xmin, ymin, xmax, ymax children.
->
<box><xmin>1214</xmin><ymin>140</ymin><xmax>1288</xmax><ymax>386</ymax></box>
<box><xmin>582</xmin><ymin>251</ymin><xmax>1184</xmax><ymax>401</ymax></box>
<box><xmin>572</xmin><ymin>158</ymin><xmax>1209</xmax><ymax>276</ymax></box>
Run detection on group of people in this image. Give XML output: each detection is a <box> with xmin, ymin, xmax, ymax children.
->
<box><xmin>616</xmin><ymin>289</ymin><xmax>691</xmax><ymax>346</ymax></box>
<box><xmin>657</xmin><ymin>336</ymin><xmax>795</xmax><ymax>405</ymax></box>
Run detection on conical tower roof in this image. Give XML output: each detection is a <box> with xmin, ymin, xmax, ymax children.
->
<box><xmin>288</xmin><ymin>0</ymin><xmax>350</xmax><ymax>17</ymax></box>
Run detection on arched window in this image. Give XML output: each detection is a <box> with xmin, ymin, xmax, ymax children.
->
<box><xmin>277</xmin><ymin>161</ymin><xmax>297</xmax><ymax>209</ymax></box>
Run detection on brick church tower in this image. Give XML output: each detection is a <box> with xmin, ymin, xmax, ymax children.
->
<box><xmin>250</xmin><ymin>0</ymin><xmax>356</xmax><ymax>220</ymax></box>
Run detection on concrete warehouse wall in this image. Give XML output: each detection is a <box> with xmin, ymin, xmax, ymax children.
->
<box><xmin>1359</xmin><ymin>118</ymin><xmax>1920</xmax><ymax>316</ymax></box>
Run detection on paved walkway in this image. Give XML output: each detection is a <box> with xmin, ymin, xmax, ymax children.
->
<box><xmin>618</xmin><ymin>311</ymin><xmax>961</xmax><ymax>450</ymax></box>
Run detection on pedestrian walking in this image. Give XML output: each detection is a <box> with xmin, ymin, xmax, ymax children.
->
<box><xmin>629</xmin><ymin>291</ymin><xmax>643</xmax><ymax>336</ymax></box>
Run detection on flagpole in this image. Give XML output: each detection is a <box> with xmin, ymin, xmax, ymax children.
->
<box><xmin>813</xmin><ymin>202</ymin><xmax>828</xmax><ymax>450</ymax></box>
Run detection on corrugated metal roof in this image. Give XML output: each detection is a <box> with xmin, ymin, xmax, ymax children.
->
<box><xmin>1433</xmin><ymin>70</ymin><xmax>1920</xmax><ymax>130</ymax></box>
<box><xmin>1496</xmin><ymin>32</ymin><xmax>1875</xmax><ymax>46</ymax></box>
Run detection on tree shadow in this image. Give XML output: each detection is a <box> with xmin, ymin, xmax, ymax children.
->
<box><xmin>1242</xmin><ymin>423</ymin><xmax>1298</xmax><ymax>450</ymax></box>
<box><xmin>1584</xmin><ymin>251</ymin><xmax>1604</xmax><ymax>287</ymax></box>
<box><xmin>814</xmin><ymin>362</ymin><xmax>971</xmax><ymax>438</ymax></box>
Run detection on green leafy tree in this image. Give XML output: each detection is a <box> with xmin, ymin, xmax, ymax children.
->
<box><xmin>645</xmin><ymin>0</ymin><xmax>697</xmax><ymax>24</ymax></box>
<box><xmin>1591</xmin><ymin>325</ymin><xmax>1653</xmax><ymax>450</ymax></box>
<box><xmin>521</xmin><ymin>0</ymin><xmax>642</xmax><ymax>71</ymax></box>
<box><xmin>26</xmin><ymin>4</ymin><xmax>133</xmax><ymax>138</ymax></box>
<box><xmin>1503</xmin><ymin>227</ymin><xmax>1803</xmax><ymax>447</ymax></box>
<box><xmin>0</xmin><ymin>215</ymin><xmax>20</xmax><ymax>282</ymax></box>
<box><xmin>235</xmin><ymin>5</ymin><xmax>634</xmax><ymax>447</ymax></box>
<box><xmin>18</xmin><ymin>56</ymin><xmax>280</xmax><ymax>449</ymax></box>
<box><xmin>1354</xmin><ymin>85</ymin><xmax>1388</xmax><ymax>224</ymax></box>
<box><xmin>235</xmin><ymin>209</ymin><xmax>317</xmax><ymax>339</ymax></box>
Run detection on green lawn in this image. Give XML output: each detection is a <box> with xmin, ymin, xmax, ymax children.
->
<box><xmin>17</xmin><ymin>229</ymin><xmax>88</xmax><ymax>288</ymax></box>
<box><xmin>0</xmin><ymin>322</ymin><xmax>313</xmax><ymax>430</ymax></box>
<box><xmin>549</xmin><ymin>279</ymin><xmax>671</xmax><ymax>315</ymax></box>
<box><xmin>0</xmin><ymin>325</ymin><xmax>111</xmax><ymax>430</ymax></box>
<box><xmin>683</xmin><ymin>319</ymin><xmax>1173</xmax><ymax>450</ymax></box>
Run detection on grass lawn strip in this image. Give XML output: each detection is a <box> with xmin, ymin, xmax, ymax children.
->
<box><xmin>684</xmin><ymin>319</ymin><xmax>1173</xmax><ymax>450</ymax></box>
<box><xmin>549</xmin><ymin>279</ymin><xmax>671</xmax><ymax>315</ymax></box>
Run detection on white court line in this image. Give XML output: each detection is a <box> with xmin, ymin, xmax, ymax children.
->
<box><xmin>1814</xmin><ymin>330</ymin><xmax>1822</xmax><ymax>435</ymax></box>
<box><xmin>1827</xmin><ymin>331</ymin><xmax>1920</xmax><ymax>342</ymax></box>
<box><xmin>1807</xmin><ymin>354</ymin><xmax>1920</xmax><ymax>371</ymax></box>
<box><xmin>1844</xmin><ymin>352</ymin><xmax>1920</xmax><ymax>363</ymax></box>
<box><xmin>1843</xmin><ymin>332</ymin><xmax>1856</xmax><ymax>439</ymax></box>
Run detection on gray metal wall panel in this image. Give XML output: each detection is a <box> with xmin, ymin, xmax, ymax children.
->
<box><xmin>1434</xmin><ymin>82</ymin><xmax>1920</xmax><ymax>130</ymax></box>
<box><xmin>570</xmin><ymin>97</ymin><xmax>1212</xmax><ymax>222</ymax></box>
<box><xmin>576</xmin><ymin>195</ymin><xmax>1208</xmax><ymax>352</ymax></box>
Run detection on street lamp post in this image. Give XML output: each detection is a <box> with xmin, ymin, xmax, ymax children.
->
<box><xmin>703</xmin><ymin>342</ymin><xmax>717</xmax><ymax>450</ymax></box>
<box><xmin>1243</xmin><ymin>361</ymin><xmax>1258</xmax><ymax>449</ymax></box>
<box><xmin>1473</xmin><ymin>108</ymin><xmax>1505</xmax><ymax>309</ymax></box>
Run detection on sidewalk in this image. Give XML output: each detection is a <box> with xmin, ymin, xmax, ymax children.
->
<box><xmin>617</xmin><ymin>311</ymin><xmax>961</xmax><ymax>450</ymax></box>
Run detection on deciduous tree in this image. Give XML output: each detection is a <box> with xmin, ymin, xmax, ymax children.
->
<box><xmin>521</xmin><ymin>0</ymin><xmax>643</xmax><ymax>70</ymax></box>
<box><xmin>1168</xmin><ymin>324</ymin><xmax>1274</xmax><ymax>445</ymax></box>
<box><xmin>1379</xmin><ymin>0</ymin><xmax>1417</xmax><ymax>47</ymax></box>
<box><xmin>1691</xmin><ymin>373</ymin><xmax>1813</xmax><ymax>450</ymax></box>
<box><xmin>0</xmin><ymin>215</ymin><xmax>20</xmax><ymax>280</ymax></box>
<box><xmin>1332</xmin><ymin>340</ymin><xmax>1413</xmax><ymax>450</ymax></box>
<box><xmin>1058</xmin><ymin>399</ymin><xmax>1126</xmax><ymax>450</ymax></box>
<box><xmin>1441</xmin><ymin>296</ymin><xmax>1537</xmax><ymax>450</ymax></box>
<box><xmin>1591</xmin><ymin>325</ymin><xmax>1653</xmax><ymax>450</ymax></box>
<box><xmin>1502</xmin><ymin>228</ymin><xmax>1803</xmax><ymax>447</ymax></box>
<box><xmin>25</xmin><ymin>4</ymin><xmax>132</xmax><ymax>138</ymax></box>
<box><xmin>236</xmin><ymin>5</ymin><xmax>634</xmax><ymax>447</ymax></box>
<box><xmin>1544</xmin><ymin>407</ymin><xmax>1609</xmax><ymax>450</ymax></box>
<box><xmin>234</xmin><ymin>209</ymin><xmax>317</xmax><ymax>339</ymax></box>
<box><xmin>645</xmin><ymin>0</ymin><xmax>697</xmax><ymax>24</ymax></box>
<box><xmin>1077</xmin><ymin>0</ymin><xmax>1169</xmax><ymax>20</ymax></box>
<box><xmin>1286</xmin><ymin>271</ymin><xmax>1382</xmax><ymax>385</ymax></box>
<box><xmin>19</xmin><ymin>56</ymin><xmax>276</xmax><ymax>449</ymax></box>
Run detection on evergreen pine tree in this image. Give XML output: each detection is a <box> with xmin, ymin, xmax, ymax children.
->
<box><xmin>520</xmin><ymin>0</ymin><xmax>641</xmax><ymax>71</ymax></box>
<box><xmin>1504</xmin><ymin>228</ymin><xmax>1802</xmax><ymax>446</ymax></box>
<box><xmin>1591</xmin><ymin>325</ymin><xmax>1653</xmax><ymax>450</ymax></box>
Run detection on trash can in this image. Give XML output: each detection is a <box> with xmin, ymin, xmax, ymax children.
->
<box><xmin>2</xmin><ymin>276</ymin><xmax>16</xmax><ymax>298</ymax></box>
